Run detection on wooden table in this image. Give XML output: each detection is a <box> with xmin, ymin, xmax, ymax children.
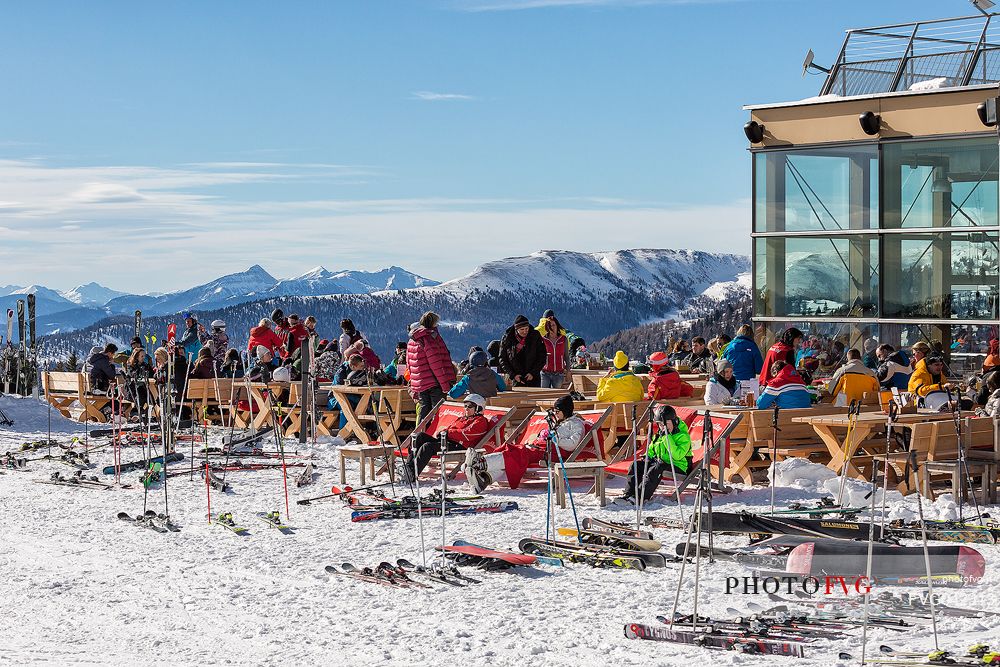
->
<box><xmin>327</xmin><ymin>385</ymin><xmax>412</xmax><ymax>444</ymax></box>
<box><xmin>339</xmin><ymin>443</ymin><xmax>398</xmax><ymax>485</ymax></box>
<box><xmin>553</xmin><ymin>461</ymin><xmax>606</xmax><ymax>507</ymax></box>
<box><xmin>791</xmin><ymin>411</ymin><xmax>954</xmax><ymax>480</ymax></box>
<box><xmin>236</xmin><ymin>382</ymin><xmax>292</xmax><ymax>431</ymax></box>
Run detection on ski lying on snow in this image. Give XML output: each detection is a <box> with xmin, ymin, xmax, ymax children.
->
<box><xmin>117</xmin><ymin>510</ymin><xmax>180</xmax><ymax>533</ymax></box>
<box><xmin>519</xmin><ymin>538</ymin><xmax>646</xmax><ymax>571</ymax></box>
<box><xmin>396</xmin><ymin>558</ymin><xmax>466</xmax><ymax>587</ymax></box>
<box><xmin>350</xmin><ymin>501</ymin><xmax>518</xmax><ymax>522</ymax></box>
<box><xmin>103</xmin><ymin>452</ymin><xmax>183</xmax><ymax>476</ymax></box>
<box><xmin>556</xmin><ymin>527</ymin><xmax>661</xmax><ymax>552</ymax></box>
<box><xmin>623</xmin><ymin>623</ymin><xmax>805</xmax><ymax>657</ymax></box>
<box><xmin>214</xmin><ymin>513</ymin><xmax>248</xmax><ymax>535</ymax></box>
<box><xmin>451</xmin><ymin>539</ymin><xmax>561</xmax><ymax>568</ymax></box>
<box><xmin>256</xmin><ymin>511</ymin><xmax>294</xmax><ymax>534</ymax></box>
<box><xmin>296</xmin><ymin>462</ymin><xmax>315</xmax><ymax>487</ymax></box>
<box><xmin>582</xmin><ymin>516</ymin><xmax>655</xmax><ymax>540</ymax></box>
<box><xmin>325</xmin><ymin>563</ymin><xmax>407</xmax><ymax>588</ymax></box>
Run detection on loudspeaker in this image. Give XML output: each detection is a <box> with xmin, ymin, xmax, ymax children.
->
<box><xmin>858</xmin><ymin>111</ymin><xmax>880</xmax><ymax>136</ymax></box>
<box><xmin>977</xmin><ymin>98</ymin><xmax>997</xmax><ymax>127</ymax></box>
<box><xmin>744</xmin><ymin>121</ymin><xmax>765</xmax><ymax>144</ymax></box>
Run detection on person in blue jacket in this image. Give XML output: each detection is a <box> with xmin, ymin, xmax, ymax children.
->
<box><xmin>756</xmin><ymin>362</ymin><xmax>815</xmax><ymax>409</ymax></box>
<box><xmin>177</xmin><ymin>312</ymin><xmax>203</xmax><ymax>363</ymax></box>
<box><xmin>449</xmin><ymin>350</ymin><xmax>507</xmax><ymax>399</ymax></box>
<box><xmin>723</xmin><ymin>324</ymin><xmax>764</xmax><ymax>382</ymax></box>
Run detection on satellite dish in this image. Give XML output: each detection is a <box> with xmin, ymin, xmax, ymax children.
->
<box><xmin>802</xmin><ymin>49</ymin><xmax>815</xmax><ymax>78</ymax></box>
<box><xmin>973</xmin><ymin>0</ymin><xmax>995</xmax><ymax>15</ymax></box>
<box><xmin>802</xmin><ymin>48</ymin><xmax>832</xmax><ymax>77</ymax></box>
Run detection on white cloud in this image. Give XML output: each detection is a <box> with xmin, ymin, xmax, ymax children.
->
<box><xmin>72</xmin><ymin>182</ymin><xmax>146</xmax><ymax>204</ymax></box>
<box><xmin>411</xmin><ymin>91</ymin><xmax>478</xmax><ymax>101</ymax></box>
<box><xmin>0</xmin><ymin>157</ymin><xmax>748</xmax><ymax>291</ymax></box>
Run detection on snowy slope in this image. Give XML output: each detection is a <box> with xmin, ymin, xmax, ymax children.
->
<box><xmin>2</xmin><ymin>395</ymin><xmax>996</xmax><ymax>666</ymax></box>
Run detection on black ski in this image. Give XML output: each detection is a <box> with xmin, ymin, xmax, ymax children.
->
<box><xmin>296</xmin><ymin>461</ymin><xmax>315</xmax><ymax>487</ymax></box>
<box><xmin>103</xmin><ymin>452</ymin><xmax>183</xmax><ymax>475</ymax></box>
<box><xmin>624</xmin><ymin>623</ymin><xmax>805</xmax><ymax>657</ymax></box>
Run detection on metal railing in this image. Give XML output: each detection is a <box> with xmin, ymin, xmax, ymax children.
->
<box><xmin>821</xmin><ymin>13</ymin><xmax>1000</xmax><ymax>96</ymax></box>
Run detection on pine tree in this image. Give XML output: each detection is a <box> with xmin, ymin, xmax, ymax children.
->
<box><xmin>66</xmin><ymin>350</ymin><xmax>80</xmax><ymax>372</ymax></box>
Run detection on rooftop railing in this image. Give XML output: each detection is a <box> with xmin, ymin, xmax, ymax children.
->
<box><xmin>821</xmin><ymin>13</ymin><xmax>1000</xmax><ymax>97</ymax></box>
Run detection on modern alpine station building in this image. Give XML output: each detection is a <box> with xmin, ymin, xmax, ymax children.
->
<box><xmin>746</xmin><ymin>13</ymin><xmax>1000</xmax><ymax>370</ymax></box>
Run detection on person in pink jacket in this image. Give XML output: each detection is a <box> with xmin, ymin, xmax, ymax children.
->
<box><xmin>406</xmin><ymin>311</ymin><xmax>457</xmax><ymax>421</ymax></box>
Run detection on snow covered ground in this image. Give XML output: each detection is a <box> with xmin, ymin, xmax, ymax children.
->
<box><xmin>1</xmin><ymin>394</ymin><xmax>998</xmax><ymax>666</ymax></box>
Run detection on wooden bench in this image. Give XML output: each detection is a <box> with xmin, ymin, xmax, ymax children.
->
<box><xmin>42</xmin><ymin>371</ymin><xmax>132</xmax><ymax>423</ymax></box>
<box><xmin>879</xmin><ymin>417</ymin><xmax>997</xmax><ymax>497</ymax></box>
<box><xmin>183</xmin><ymin>378</ymin><xmax>237</xmax><ymax>426</ymax></box>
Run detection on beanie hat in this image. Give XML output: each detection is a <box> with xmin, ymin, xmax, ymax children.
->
<box><xmin>864</xmin><ymin>338</ymin><xmax>878</xmax><ymax>353</ymax></box>
<box><xmin>256</xmin><ymin>345</ymin><xmax>270</xmax><ymax>360</ymax></box>
<box><xmin>715</xmin><ymin>359</ymin><xmax>733</xmax><ymax>373</ymax></box>
<box><xmin>543</xmin><ymin>309</ymin><xmax>555</xmax><ymax>318</ymax></box>
<box><xmin>271</xmin><ymin>308</ymin><xmax>283</xmax><ymax>322</ymax></box>
<box><xmin>513</xmin><ymin>314</ymin><xmax>530</xmax><ymax>328</ymax></box>
<box><xmin>130</xmin><ymin>336</ymin><xmax>143</xmax><ymax>347</ymax></box>
<box><xmin>613</xmin><ymin>350</ymin><xmax>629</xmax><ymax>370</ymax></box>
<box><xmin>648</xmin><ymin>351</ymin><xmax>669</xmax><ymax>368</ymax></box>
<box><xmin>554</xmin><ymin>394</ymin><xmax>574</xmax><ymax>417</ymax></box>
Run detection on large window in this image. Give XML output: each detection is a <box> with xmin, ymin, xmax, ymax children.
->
<box><xmin>754</xmin><ymin>145</ymin><xmax>878</xmax><ymax>232</ymax></box>
<box><xmin>882</xmin><ymin>137</ymin><xmax>999</xmax><ymax>229</ymax></box>
<box><xmin>881</xmin><ymin>231</ymin><xmax>999</xmax><ymax>319</ymax></box>
<box><xmin>755</xmin><ymin>236</ymin><xmax>879</xmax><ymax>317</ymax></box>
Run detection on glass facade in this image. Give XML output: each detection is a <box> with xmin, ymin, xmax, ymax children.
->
<box><xmin>752</xmin><ymin>135</ymin><xmax>1000</xmax><ymax>358</ymax></box>
<box><xmin>755</xmin><ymin>145</ymin><xmax>879</xmax><ymax>232</ymax></box>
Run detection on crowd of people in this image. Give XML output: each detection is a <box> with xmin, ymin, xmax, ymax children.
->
<box><xmin>76</xmin><ymin>307</ymin><xmax>1000</xmax><ymax>506</ymax></box>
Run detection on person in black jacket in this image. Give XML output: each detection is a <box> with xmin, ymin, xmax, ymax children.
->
<box><xmin>498</xmin><ymin>314</ymin><xmax>546</xmax><ymax>387</ymax></box>
<box><xmin>87</xmin><ymin>344</ymin><xmax>120</xmax><ymax>394</ymax></box>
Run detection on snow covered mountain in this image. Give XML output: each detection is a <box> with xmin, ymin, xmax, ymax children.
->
<box><xmin>43</xmin><ymin>248</ymin><xmax>750</xmax><ymax>362</ymax></box>
<box><xmin>267</xmin><ymin>265</ymin><xmax>438</xmax><ymax>298</ymax></box>
<box><xmin>429</xmin><ymin>249</ymin><xmax>748</xmax><ymax>299</ymax></box>
<box><xmin>60</xmin><ymin>282</ymin><xmax>130</xmax><ymax>308</ymax></box>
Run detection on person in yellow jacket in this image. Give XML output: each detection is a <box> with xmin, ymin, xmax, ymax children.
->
<box><xmin>907</xmin><ymin>356</ymin><xmax>952</xmax><ymax>397</ymax></box>
<box><xmin>596</xmin><ymin>350</ymin><xmax>644</xmax><ymax>402</ymax></box>
<box><xmin>830</xmin><ymin>349</ymin><xmax>880</xmax><ymax>404</ymax></box>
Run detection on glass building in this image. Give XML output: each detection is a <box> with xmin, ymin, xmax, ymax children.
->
<box><xmin>746</xmin><ymin>14</ymin><xmax>1000</xmax><ymax>371</ymax></box>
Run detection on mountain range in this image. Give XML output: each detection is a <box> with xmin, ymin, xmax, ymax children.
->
<box><xmin>0</xmin><ymin>265</ymin><xmax>439</xmax><ymax>338</ymax></box>
<box><xmin>38</xmin><ymin>248</ymin><xmax>751</xmax><ymax>363</ymax></box>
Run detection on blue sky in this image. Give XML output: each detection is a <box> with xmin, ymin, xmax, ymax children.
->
<box><xmin>0</xmin><ymin>0</ymin><xmax>968</xmax><ymax>292</ymax></box>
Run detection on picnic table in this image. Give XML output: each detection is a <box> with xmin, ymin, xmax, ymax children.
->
<box><xmin>234</xmin><ymin>381</ymin><xmax>292</xmax><ymax>431</ymax></box>
<box><xmin>790</xmin><ymin>411</ymin><xmax>955</xmax><ymax>480</ymax></box>
<box><xmin>326</xmin><ymin>385</ymin><xmax>415</xmax><ymax>444</ymax></box>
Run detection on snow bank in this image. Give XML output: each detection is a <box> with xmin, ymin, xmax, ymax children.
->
<box><xmin>909</xmin><ymin>77</ymin><xmax>949</xmax><ymax>91</ymax></box>
<box><xmin>0</xmin><ymin>394</ymin><xmax>82</xmax><ymax>436</ymax></box>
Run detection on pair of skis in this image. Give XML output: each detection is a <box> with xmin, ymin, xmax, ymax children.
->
<box><xmin>349</xmin><ymin>500</ymin><xmax>518</xmax><ymax>522</ymax></box>
<box><xmin>326</xmin><ymin>560</ymin><xmax>479</xmax><ymax>588</ymax></box>
<box><xmin>624</xmin><ymin>622</ymin><xmax>806</xmax><ymax>657</ymax></box>
<box><xmin>118</xmin><ymin>510</ymin><xmax>180</xmax><ymax>533</ymax></box>
<box><xmin>213</xmin><ymin>512</ymin><xmax>294</xmax><ymax>535</ymax></box>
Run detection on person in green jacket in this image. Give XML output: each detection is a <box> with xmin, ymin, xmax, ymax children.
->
<box><xmin>616</xmin><ymin>404</ymin><xmax>692</xmax><ymax>505</ymax></box>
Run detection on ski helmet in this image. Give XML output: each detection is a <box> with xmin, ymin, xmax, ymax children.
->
<box><xmin>463</xmin><ymin>394</ymin><xmax>486</xmax><ymax>411</ymax></box>
<box><xmin>653</xmin><ymin>404</ymin><xmax>680</xmax><ymax>429</ymax></box>
<box><xmin>553</xmin><ymin>394</ymin><xmax>574</xmax><ymax>417</ymax></box>
<box><xmin>211</xmin><ymin>320</ymin><xmax>225</xmax><ymax>329</ymax></box>
<box><xmin>272</xmin><ymin>366</ymin><xmax>291</xmax><ymax>382</ymax></box>
<box><xmin>469</xmin><ymin>350</ymin><xmax>489</xmax><ymax>368</ymax></box>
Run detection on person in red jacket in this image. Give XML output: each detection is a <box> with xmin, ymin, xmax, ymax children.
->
<box><xmin>759</xmin><ymin>327</ymin><xmax>803</xmax><ymax>387</ymax></box>
<box><xmin>540</xmin><ymin>317</ymin><xmax>569</xmax><ymax>388</ymax></box>
<box><xmin>247</xmin><ymin>318</ymin><xmax>287</xmax><ymax>360</ymax></box>
<box><xmin>645</xmin><ymin>351</ymin><xmax>693</xmax><ymax>400</ymax></box>
<box><xmin>399</xmin><ymin>394</ymin><xmax>492</xmax><ymax>481</ymax></box>
<box><xmin>284</xmin><ymin>313</ymin><xmax>309</xmax><ymax>357</ymax></box>
<box><xmin>407</xmin><ymin>310</ymin><xmax>457</xmax><ymax>421</ymax></box>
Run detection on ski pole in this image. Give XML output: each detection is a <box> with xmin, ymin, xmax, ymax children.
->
<box><xmin>769</xmin><ymin>404</ymin><xmax>780</xmax><ymax>514</ymax></box>
<box><xmin>836</xmin><ymin>400</ymin><xmax>861</xmax><ymax>507</ymax></box>
<box><xmin>859</xmin><ymin>407</ymin><xmax>885</xmax><ymax>666</ymax></box>
<box><xmin>630</xmin><ymin>403</ymin><xmax>640</xmax><ymax>531</ymax></box>
<box><xmin>909</xmin><ymin>451</ymin><xmax>940</xmax><ymax>651</ymax></box>
<box><xmin>439</xmin><ymin>430</ymin><xmax>447</xmax><ymax>568</ymax></box>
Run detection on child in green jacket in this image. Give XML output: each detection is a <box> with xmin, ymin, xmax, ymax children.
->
<box><xmin>617</xmin><ymin>404</ymin><xmax>692</xmax><ymax>505</ymax></box>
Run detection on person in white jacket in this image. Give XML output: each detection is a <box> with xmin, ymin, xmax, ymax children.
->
<box><xmin>704</xmin><ymin>360</ymin><xmax>744</xmax><ymax>406</ymax></box>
